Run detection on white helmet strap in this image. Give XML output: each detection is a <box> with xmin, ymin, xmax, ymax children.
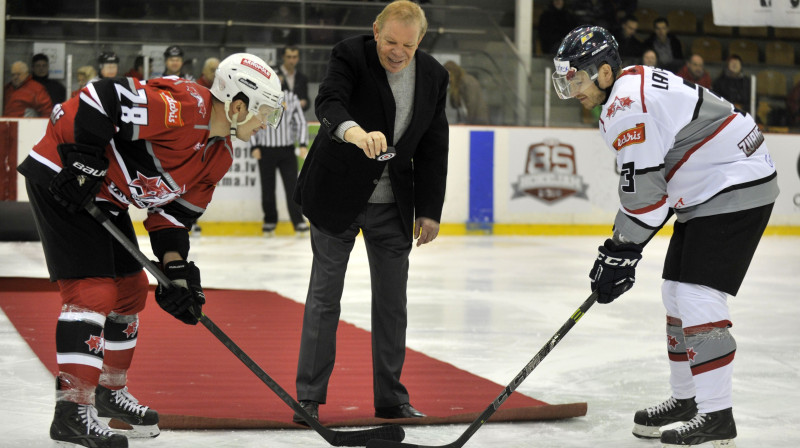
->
<box><xmin>224</xmin><ymin>100</ymin><xmax>256</xmax><ymax>140</ymax></box>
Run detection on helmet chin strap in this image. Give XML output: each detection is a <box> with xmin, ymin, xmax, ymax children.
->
<box><xmin>224</xmin><ymin>101</ymin><xmax>256</xmax><ymax>140</ymax></box>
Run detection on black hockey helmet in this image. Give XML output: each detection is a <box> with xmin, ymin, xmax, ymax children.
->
<box><xmin>164</xmin><ymin>45</ymin><xmax>184</xmax><ymax>59</ymax></box>
<box><xmin>98</xmin><ymin>51</ymin><xmax>120</xmax><ymax>66</ymax></box>
<box><xmin>552</xmin><ymin>25</ymin><xmax>621</xmax><ymax>99</ymax></box>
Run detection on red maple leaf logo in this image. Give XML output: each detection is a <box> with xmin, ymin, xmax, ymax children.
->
<box><xmin>606</xmin><ymin>96</ymin><xmax>635</xmax><ymax>119</ymax></box>
<box><xmin>667</xmin><ymin>335</ymin><xmax>679</xmax><ymax>349</ymax></box>
<box><xmin>86</xmin><ymin>335</ymin><xmax>105</xmax><ymax>354</ymax></box>
<box><xmin>123</xmin><ymin>321</ymin><xmax>139</xmax><ymax>338</ymax></box>
<box><xmin>686</xmin><ymin>347</ymin><xmax>697</xmax><ymax>362</ymax></box>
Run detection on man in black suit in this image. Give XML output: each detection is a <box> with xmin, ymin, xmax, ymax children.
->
<box><xmin>279</xmin><ymin>45</ymin><xmax>310</xmax><ymax>112</ymax></box>
<box><xmin>293</xmin><ymin>0</ymin><xmax>448</xmax><ymax>423</ymax></box>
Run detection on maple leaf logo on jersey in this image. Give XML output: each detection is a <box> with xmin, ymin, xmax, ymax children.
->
<box><xmin>606</xmin><ymin>96</ymin><xmax>635</xmax><ymax>119</ymax></box>
<box><xmin>129</xmin><ymin>172</ymin><xmax>185</xmax><ymax>206</ymax></box>
<box><xmin>86</xmin><ymin>335</ymin><xmax>104</xmax><ymax>354</ymax></box>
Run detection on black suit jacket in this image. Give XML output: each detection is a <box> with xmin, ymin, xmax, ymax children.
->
<box><xmin>294</xmin><ymin>35</ymin><xmax>449</xmax><ymax>239</ymax></box>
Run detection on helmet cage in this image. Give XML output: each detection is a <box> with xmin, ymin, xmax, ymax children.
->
<box><xmin>552</xmin><ymin>26</ymin><xmax>621</xmax><ymax>100</ymax></box>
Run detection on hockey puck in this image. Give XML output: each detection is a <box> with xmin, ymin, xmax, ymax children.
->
<box><xmin>377</xmin><ymin>146</ymin><xmax>396</xmax><ymax>162</ymax></box>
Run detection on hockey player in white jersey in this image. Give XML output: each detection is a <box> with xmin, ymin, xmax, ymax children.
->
<box><xmin>552</xmin><ymin>26</ymin><xmax>778</xmax><ymax>447</ymax></box>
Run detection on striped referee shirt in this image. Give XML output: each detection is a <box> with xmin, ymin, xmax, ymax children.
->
<box><xmin>249</xmin><ymin>90</ymin><xmax>309</xmax><ymax>148</ymax></box>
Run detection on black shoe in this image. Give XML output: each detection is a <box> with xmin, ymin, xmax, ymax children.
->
<box><xmin>293</xmin><ymin>400</ymin><xmax>319</xmax><ymax>426</ymax></box>
<box><xmin>633</xmin><ymin>396</ymin><xmax>697</xmax><ymax>439</ymax></box>
<box><xmin>375</xmin><ymin>403</ymin><xmax>426</xmax><ymax>419</ymax></box>
<box><xmin>50</xmin><ymin>401</ymin><xmax>128</xmax><ymax>447</ymax></box>
<box><xmin>295</xmin><ymin>222</ymin><xmax>310</xmax><ymax>234</ymax></box>
<box><xmin>95</xmin><ymin>385</ymin><xmax>159</xmax><ymax>438</ymax></box>
<box><xmin>661</xmin><ymin>408</ymin><xmax>737</xmax><ymax>447</ymax></box>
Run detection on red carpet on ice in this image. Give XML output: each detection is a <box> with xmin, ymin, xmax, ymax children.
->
<box><xmin>0</xmin><ymin>277</ymin><xmax>586</xmax><ymax>429</ymax></box>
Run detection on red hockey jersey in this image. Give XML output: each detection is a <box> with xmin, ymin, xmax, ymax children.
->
<box><xmin>19</xmin><ymin>77</ymin><xmax>233</xmax><ymax>233</ymax></box>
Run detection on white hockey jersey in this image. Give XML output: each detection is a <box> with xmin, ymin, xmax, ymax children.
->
<box><xmin>598</xmin><ymin>65</ymin><xmax>779</xmax><ymax>244</ymax></box>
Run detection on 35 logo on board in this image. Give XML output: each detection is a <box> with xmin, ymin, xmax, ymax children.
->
<box><xmin>511</xmin><ymin>139</ymin><xmax>588</xmax><ymax>204</ymax></box>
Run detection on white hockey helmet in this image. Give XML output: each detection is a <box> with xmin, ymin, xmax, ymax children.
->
<box><xmin>211</xmin><ymin>53</ymin><xmax>284</xmax><ymax>132</ymax></box>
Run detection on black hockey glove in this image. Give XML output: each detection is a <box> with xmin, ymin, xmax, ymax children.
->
<box><xmin>589</xmin><ymin>238</ymin><xmax>643</xmax><ymax>304</ymax></box>
<box><xmin>49</xmin><ymin>143</ymin><xmax>109</xmax><ymax>213</ymax></box>
<box><xmin>155</xmin><ymin>260</ymin><xmax>206</xmax><ymax>325</ymax></box>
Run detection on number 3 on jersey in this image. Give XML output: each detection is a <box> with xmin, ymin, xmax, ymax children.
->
<box><xmin>620</xmin><ymin>161</ymin><xmax>635</xmax><ymax>193</ymax></box>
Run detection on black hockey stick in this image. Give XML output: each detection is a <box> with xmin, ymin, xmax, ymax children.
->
<box><xmin>85</xmin><ymin>202</ymin><xmax>404</xmax><ymax>447</ymax></box>
<box><xmin>366</xmin><ymin>291</ymin><xmax>599</xmax><ymax>448</ymax></box>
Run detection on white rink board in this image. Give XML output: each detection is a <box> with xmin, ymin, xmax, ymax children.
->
<box><xmin>8</xmin><ymin>118</ymin><xmax>800</xmax><ymax>226</ymax></box>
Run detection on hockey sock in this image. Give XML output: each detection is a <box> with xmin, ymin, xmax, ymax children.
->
<box><xmin>100</xmin><ymin>312</ymin><xmax>139</xmax><ymax>389</ymax></box>
<box><xmin>684</xmin><ymin>323</ymin><xmax>736</xmax><ymax>413</ymax></box>
<box><xmin>55</xmin><ymin>307</ymin><xmax>107</xmax><ymax>404</ymax></box>
<box><xmin>666</xmin><ymin>315</ymin><xmax>695</xmax><ymax>399</ymax></box>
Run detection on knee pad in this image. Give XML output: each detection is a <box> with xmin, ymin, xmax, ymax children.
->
<box><xmin>683</xmin><ymin>324</ymin><xmax>736</xmax><ymax>376</ymax></box>
<box><xmin>661</xmin><ymin>280</ymin><xmax>680</xmax><ymax>317</ymax></box>
<box><xmin>58</xmin><ymin>277</ymin><xmax>118</xmax><ymax>315</ymax></box>
<box><xmin>113</xmin><ymin>270</ymin><xmax>149</xmax><ymax>314</ymax></box>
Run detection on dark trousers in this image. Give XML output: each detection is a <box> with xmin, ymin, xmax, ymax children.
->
<box><xmin>26</xmin><ymin>179</ymin><xmax>141</xmax><ymax>280</ymax></box>
<box><xmin>256</xmin><ymin>145</ymin><xmax>304</xmax><ymax>227</ymax></box>
<box><xmin>296</xmin><ymin>203</ymin><xmax>412</xmax><ymax>408</ymax></box>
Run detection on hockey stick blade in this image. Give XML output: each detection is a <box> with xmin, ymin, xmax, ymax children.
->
<box><xmin>85</xmin><ymin>203</ymin><xmax>404</xmax><ymax>447</ymax></box>
<box><xmin>366</xmin><ymin>291</ymin><xmax>599</xmax><ymax>448</ymax></box>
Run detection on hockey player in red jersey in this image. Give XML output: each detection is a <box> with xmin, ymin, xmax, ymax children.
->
<box><xmin>553</xmin><ymin>26</ymin><xmax>778</xmax><ymax>447</ymax></box>
<box><xmin>17</xmin><ymin>53</ymin><xmax>283</xmax><ymax>448</ymax></box>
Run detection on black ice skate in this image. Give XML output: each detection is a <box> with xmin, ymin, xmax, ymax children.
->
<box><xmin>95</xmin><ymin>385</ymin><xmax>160</xmax><ymax>438</ymax></box>
<box><xmin>632</xmin><ymin>396</ymin><xmax>697</xmax><ymax>438</ymax></box>
<box><xmin>661</xmin><ymin>407</ymin><xmax>737</xmax><ymax>447</ymax></box>
<box><xmin>50</xmin><ymin>400</ymin><xmax>128</xmax><ymax>448</ymax></box>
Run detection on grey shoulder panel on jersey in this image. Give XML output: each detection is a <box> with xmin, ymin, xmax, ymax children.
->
<box><xmin>666</xmin><ymin>86</ymin><xmax>734</xmax><ymax>175</ymax></box>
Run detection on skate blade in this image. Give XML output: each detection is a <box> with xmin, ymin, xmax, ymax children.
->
<box><xmin>100</xmin><ymin>417</ymin><xmax>160</xmax><ymax>438</ymax></box>
<box><xmin>112</xmin><ymin>423</ymin><xmax>160</xmax><ymax>438</ymax></box>
<box><xmin>632</xmin><ymin>423</ymin><xmax>661</xmax><ymax>438</ymax></box>
<box><xmin>662</xmin><ymin>439</ymin><xmax>736</xmax><ymax>448</ymax></box>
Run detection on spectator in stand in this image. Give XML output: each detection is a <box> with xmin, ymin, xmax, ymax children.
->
<box><xmin>195</xmin><ymin>57</ymin><xmax>219</xmax><ymax>89</ymax></box>
<box><xmin>538</xmin><ymin>0</ymin><xmax>578</xmax><ymax>55</ymax></box>
<box><xmin>3</xmin><ymin>61</ymin><xmax>53</xmax><ymax>117</ymax></box>
<box><xmin>712</xmin><ymin>55</ymin><xmax>751</xmax><ymax>113</ymax></box>
<box><xmin>31</xmin><ymin>53</ymin><xmax>66</xmax><ymax>105</ymax></box>
<box><xmin>443</xmin><ymin>60</ymin><xmax>490</xmax><ymax>125</ymax></box>
<box><xmin>642</xmin><ymin>48</ymin><xmax>658</xmax><ymax>68</ymax></box>
<box><xmin>572</xmin><ymin>0</ymin><xmax>616</xmax><ymax>30</ymax></box>
<box><xmin>278</xmin><ymin>46</ymin><xmax>310</xmax><ymax>111</ymax></box>
<box><xmin>609</xmin><ymin>0</ymin><xmax>638</xmax><ymax>24</ymax></box>
<box><xmin>615</xmin><ymin>15</ymin><xmax>644</xmax><ymax>65</ymax></box>
<box><xmin>787</xmin><ymin>78</ymin><xmax>800</xmax><ymax>128</ymax></box>
<box><xmin>70</xmin><ymin>66</ymin><xmax>97</xmax><ymax>98</ymax></box>
<box><xmin>163</xmin><ymin>45</ymin><xmax>194</xmax><ymax>81</ymax></box>
<box><xmin>95</xmin><ymin>52</ymin><xmax>120</xmax><ymax>81</ymax></box>
<box><xmin>124</xmin><ymin>55</ymin><xmax>152</xmax><ymax>81</ymax></box>
<box><xmin>270</xmin><ymin>5</ymin><xmax>300</xmax><ymax>45</ymax></box>
<box><xmin>644</xmin><ymin>17</ymin><xmax>684</xmax><ymax>73</ymax></box>
<box><xmin>676</xmin><ymin>54</ymin><xmax>712</xmax><ymax>89</ymax></box>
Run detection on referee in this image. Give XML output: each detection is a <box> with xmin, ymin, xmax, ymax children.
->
<box><xmin>249</xmin><ymin>82</ymin><xmax>309</xmax><ymax>235</ymax></box>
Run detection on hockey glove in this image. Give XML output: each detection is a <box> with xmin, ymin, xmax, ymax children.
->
<box><xmin>155</xmin><ymin>260</ymin><xmax>206</xmax><ymax>325</ymax></box>
<box><xmin>589</xmin><ymin>238</ymin><xmax>643</xmax><ymax>304</ymax></box>
<box><xmin>49</xmin><ymin>143</ymin><xmax>109</xmax><ymax>213</ymax></box>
